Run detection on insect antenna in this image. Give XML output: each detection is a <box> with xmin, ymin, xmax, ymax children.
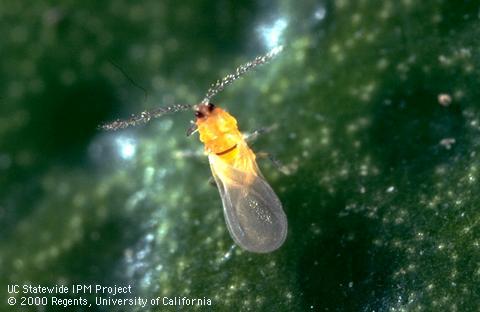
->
<box><xmin>99</xmin><ymin>103</ymin><xmax>193</xmax><ymax>131</ymax></box>
<box><xmin>201</xmin><ymin>45</ymin><xmax>283</xmax><ymax>103</ymax></box>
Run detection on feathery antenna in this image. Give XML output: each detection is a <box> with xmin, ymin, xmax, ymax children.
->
<box><xmin>99</xmin><ymin>46</ymin><xmax>283</xmax><ymax>131</ymax></box>
<box><xmin>201</xmin><ymin>46</ymin><xmax>283</xmax><ymax>103</ymax></box>
<box><xmin>99</xmin><ymin>103</ymin><xmax>192</xmax><ymax>131</ymax></box>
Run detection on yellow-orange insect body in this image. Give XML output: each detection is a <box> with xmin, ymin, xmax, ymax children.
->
<box><xmin>100</xmin><ymin>47</ymin><xmax>287</xmax><ymax>253</ymax></box>
<box><xmin>196</xmin><ymin>104</ymin><xmax>287</xmax><ymax>253</ymax></box>
<box><xmin>197</xmin><ymin>106</ymin><xmax>255</xmax><ymax>177</ymax></box>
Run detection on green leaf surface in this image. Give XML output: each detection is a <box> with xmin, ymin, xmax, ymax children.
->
<box><xmin>1</xmin><ymin>0</ymin><xmax>479</xmax><ymax>311</ymax></box>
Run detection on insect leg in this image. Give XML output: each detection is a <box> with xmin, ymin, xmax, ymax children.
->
<box><xmin>208</xmin><ymin>176</ymin><xmax>217</xmax><ymax>187</ymax></box>
<box><xmin>244</xmin><ymin>123</ymin><xmax>279</xmax><ymax>144</ymax></box>
<box><xmin>256</xmin><ymin>151</ymin><xmax>291</xmax><ymax>176</ymax></box>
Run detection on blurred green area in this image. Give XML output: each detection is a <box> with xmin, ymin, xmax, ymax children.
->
<box><xmin>1</xmin><ymin>0</ymin><xmax>480</xmax><ymax>311</ymax></box>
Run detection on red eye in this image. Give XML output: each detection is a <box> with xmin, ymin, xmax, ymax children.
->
<box><xmin>195</xmin><ymin>111</ymin><xmax>204</xmax><ymax>118</ymax></box>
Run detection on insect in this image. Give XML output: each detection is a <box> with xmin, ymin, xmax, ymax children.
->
<box><xmin>100</xmin><ymin>47</ymin><xmax>287</xmax><ymax>253</ymax></box>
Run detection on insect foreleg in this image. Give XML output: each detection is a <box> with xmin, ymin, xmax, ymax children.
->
<box><xmin>243</xmin><ymin>123</ymin><xmax>279</xmax><ymax>144</ymax></box>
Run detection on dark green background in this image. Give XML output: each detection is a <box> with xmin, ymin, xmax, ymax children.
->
<box><xmin>1</xmin><ymin>0</ymin><xmax>480</xmax><ymax>311</ymax></box>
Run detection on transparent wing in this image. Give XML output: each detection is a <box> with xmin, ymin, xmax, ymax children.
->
<box><xmin>209</xmin><ymin>155</ymin><xmax>287</xmax><ymax>253</ymax></box>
